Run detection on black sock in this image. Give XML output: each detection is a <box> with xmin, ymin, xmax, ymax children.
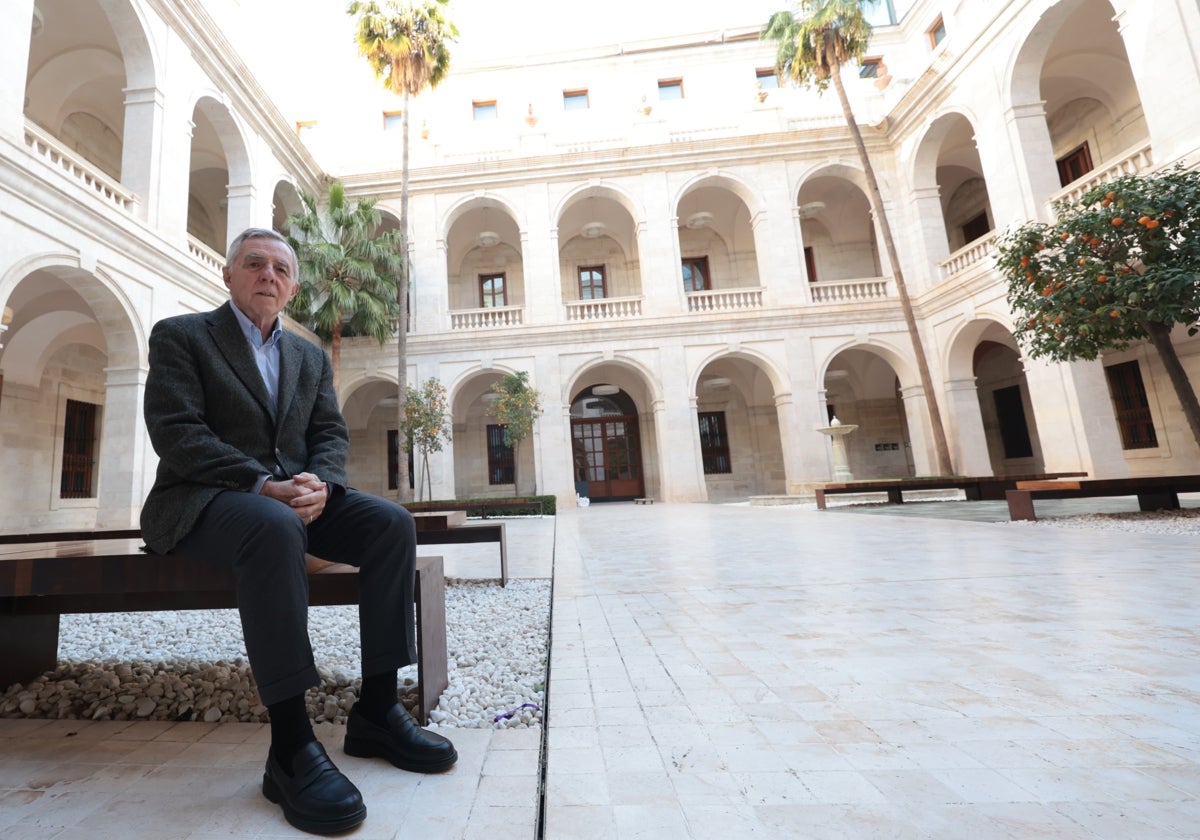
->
<box><xmin>268</xmin><ymin>694</ymin><xmax>316</xmax><ymax>774</ymax></box>
<box><xmin>358</xmin><ymin>671</ymin><xmax>398</xmax><ymax>725</ymax></box>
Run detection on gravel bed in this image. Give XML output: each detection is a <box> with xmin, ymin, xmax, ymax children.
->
<box><xmin>1</xmin><ymin>578</ymin><xmax>549</xmax><ymax>730</ymax></box>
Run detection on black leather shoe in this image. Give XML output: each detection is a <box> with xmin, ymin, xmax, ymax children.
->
<box><xmin>344</xmin><ymin>703</ymin><xmax>458</xmax><ymax>773</ymax></box>
<box><xmin>262</xmin><ymin>740</ymin><xmax>366</xmax><ymax>835</ymax></box>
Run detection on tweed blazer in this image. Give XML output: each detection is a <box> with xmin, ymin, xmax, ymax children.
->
<box><xmin>140</xmin><ymin>301</ymin><xmax>349</xmax><ymax>553</ymax></box>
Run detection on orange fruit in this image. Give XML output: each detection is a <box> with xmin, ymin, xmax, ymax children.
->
<box><xmin>1146</xmin><ymin>219</ymin><xmax>1160</xmax><ymax>229</ymax></box>
<box><xmin>1061</xmin><ymin>232</ymin><xmax>1071</xmax><ymax>240</ymax></box>
<box><xmin>1020</xmin><ymin>256</ymin><xmax>1031</xmax><ymax>267</ymax></box>
<box><xmin>1097</xmin><ymin>275</ymin><xmax>1107</xmax><ymax>283</ymax></box>
<box><xmin>1101</xmin><ymin>198</ymin><xmax>1112</xmax><ymax>207</ymax></box>
<box><xmin>1110</xmin><ymin>310</ymin><xmax>1119</xmax><ymax>318</ymax></box>
<box><xmin>1112</xmin><ymin>218</ymin><xmax>1124</xmax><ymax>226</ymax></box>
<box><xmin>1106</xmin><ymin>191</ymin><xmax>1116</xmax><ymax>201</ymax></box>
<box><xmin>1138</xmin><ymin>216</ymin><xmax>1151</xmax><ymax>226</ymax></box>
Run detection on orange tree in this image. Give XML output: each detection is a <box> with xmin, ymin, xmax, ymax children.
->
<box><xmin>995</xmin><ymin>164</ymin><xmax>1200</xmax><ymax>449</ymax></box>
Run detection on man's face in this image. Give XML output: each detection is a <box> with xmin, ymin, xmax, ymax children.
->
<box><xmin>223</xmin><ymin>237</ymin><xmax>299</xmax><ymax>330</ymax></box>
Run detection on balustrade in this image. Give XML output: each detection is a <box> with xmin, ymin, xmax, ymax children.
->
<box><xmin>686</xmin><ymin>287</ymin><xmax>764</xmax><ymax>313</ymax></box>
<box><xmin>808</xmin><ymin>278</ymin><xmax>888</xmax><ymax>304</ymax></box>
<box><xmin>565</xmin><ymin>296</ymin><xmax>643</xmax><ymax>321</ymax></box>
<box><xmin>450</xmin><ymin>306</ymin><xmax>524</xmax><ymax>329</ymax></box>
<box><xmin>24</xmin><ymin>121</ymin><xmax>136</xmax><ymax>214</ymax></box>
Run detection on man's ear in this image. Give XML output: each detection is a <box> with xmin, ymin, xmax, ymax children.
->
<box><xmin>222</xmin><ymin>267</ymin><xmax>232</xmax><ymax>290</ymax></box>
<box><xmin>287</xmin><ymin>282</ymin><xmax>300</xmax><ymax>301</ymax></box>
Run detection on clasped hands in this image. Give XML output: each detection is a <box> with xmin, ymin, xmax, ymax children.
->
<box><xmin>260</xmin><ymin>471</ymin><xmax>327</xmax><ymax>525</ymax></box>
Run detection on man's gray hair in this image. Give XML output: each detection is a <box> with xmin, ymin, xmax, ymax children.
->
<box><xmin>226</xmin><ymin>228</ymin><xmax>299</xmax><ymax>283</ymax></box>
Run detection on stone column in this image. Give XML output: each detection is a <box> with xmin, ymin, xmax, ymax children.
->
<box><xmin>945</xmin><ymin>377</ymin><xmax>992</xmax><ymax>475</ymax></box>
<box><xmin>899</xmin><ymin>384</ymin><xmax>937</xmax><ymax>475</ymax></box>
<box><xmin>1112</xmin><ymin>2</ymin><xmax>1200</xmax><ymax>165</ymax></box>
<box><xmin>120</xmin><ymin>86</ymin><xmax>165</xmax><ymax>223</ymax></box>
<box><xmin>0</xmin><ymin>0</ymin><xmax>35</xmax><ymax>141</ymax></box>
<box><xmin>1001</xmin><ymin>102</ymin><xmax>1062</xmax><ymax>223</ymax></box>
<box><xmin>522</xmin><ymin>226</ymin><xmax>562</xmax><ymax>325</ymax></box>
<box><xmin>911</xmin><ymin>185</ymin><xmax>949</xmax><ymax>277</ymax></box>
<box><xmin>96</xmin><ymin>365</ymin><xmax>148</xmax><ymax>529</ymax></box>
<box><xmin>1022</xmin><ymin>356</ymin><xmax>1129</xmax><ymax>478</ymax></box>
<box><xmin>224</xmin><ymin>183</ymin><xmax>255</xmax><ymax>253</ymax></box>
<box><xmin>637</xmin><ymin>217</ymin><xmax>686</xmax><ymax>317</ymax></box>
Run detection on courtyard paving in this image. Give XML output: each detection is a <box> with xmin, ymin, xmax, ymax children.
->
<box><xmin>1</xmin><ymin>500</ymin><xmax>1198</xmax><ymax>838</ymax></box>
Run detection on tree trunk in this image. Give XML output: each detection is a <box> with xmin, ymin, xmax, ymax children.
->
<box><xmin>829</xmin><ymin>65</ymin><xmax>954</xmax><ymax>475</ymax></box>
<box><xmin>395</xmin><ymin>91</ymin><xmax>412</xmax><ymax>502</ymax></box>
<box><xmin>331</xmin><ymin>321</ymin><xmax>343</xmax><ymax>393</ymax></box>
<box><xmin>1145</xmin><ymin>320</ymin><xmax>1200</xmax><ymax>450</ymax></box>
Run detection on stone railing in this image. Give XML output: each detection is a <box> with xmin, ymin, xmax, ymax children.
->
<box><xmin>187</xmin><ymin>235</ymin><xmax>225</xmax><ymax>275</ymax></box>
<box><xmin>1048</xmin><ymin>141</ymin><xmax>1154</xmax><ymax>209</ymax></box>
<box><xmin>687</xmin><ymin>287</ymin><xmax>764</xmax><ymax>313</ymax></box>
<box><xmin>939</xmin><ymin>231</ymin><xmax>998</xmax><ymax>279</ymax></box>
<box><xmin>24</xmin><ymin>121</ymin><xmax>136</xmax><ymax>214</ymax></box>
<box><xmin>450</xmin><ymin>305</ymin><xmax>524</xmax><ymax>329</ymax></box>
<box><xmin>565</xmin><ymin>296</ymin><xmax>643</xmax><ymax>321</ymax></box>
<box><xmin>808</xmin><ymin>277</ymin><xmax>888</xmax><ymax>304</ymax></box>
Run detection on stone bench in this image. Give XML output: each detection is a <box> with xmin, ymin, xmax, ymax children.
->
<box><xmin>0</xmin><ymin>531</ymin><xmax>449</xmax><ymax>725</ymax></box>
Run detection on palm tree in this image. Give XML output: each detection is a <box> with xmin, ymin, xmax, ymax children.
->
<box><xmin>349</xmin><ymin>0</ymin><xmax>456</xmax><ymax>501</ymax></box>
<box><xmin>285</xmin><ymin>182</ymin><xmax>402</xmax><ymax>389</ymax></box>
<box><xmin>765</xmin><ymin>0</ymin><xmax>954</xmax><ymax>475</ymax></box>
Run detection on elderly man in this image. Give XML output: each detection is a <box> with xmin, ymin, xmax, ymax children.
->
<box><xmin>141</xmin><ymin>227</ymin><xmax>455</xmax><ymax>835</ymax></box>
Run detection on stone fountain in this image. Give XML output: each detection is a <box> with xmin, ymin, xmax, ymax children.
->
<box><xmin>816</xmin><ymin>416</ymin><xmax>859</xmax><ymax>481</ymax></box>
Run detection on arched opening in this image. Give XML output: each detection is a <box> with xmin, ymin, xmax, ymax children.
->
<box><xmin>570</xmin><ymin>385</ymin><xmax>644</xmax><ymax>502</ymax></box>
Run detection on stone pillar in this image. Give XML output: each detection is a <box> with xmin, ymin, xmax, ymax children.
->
<box><xmin>1112</xmin><ymin>2</ymin><xmax>1200</xmax><ymax>165</ymax></box>
<box><xmin>911</xmin><ymin>185</ymin><xmax>949</xmax><ymax>276</ymax></box>
<box><xmin>1022</xmin><ymin>356</ymin><xmax>1129</xmax><ymax>478</ymax></box>
<box><xmin>1001</xmin><ymin>102</ymin><xmax>1062</xmax><ymax>223</ymax></box>
<box><xmin>945</xmin><ymin>377</ymin><xmax>992</xmax><ymax>475</ymax></box>
<box><xmin>899</xmin><ymin>384</ymin><xmax>937</xmax><ymax>475</ymax></box>
<box><xmin>637</xmin><ymin>217</ymin><xmax>686</xmax><ymax>316</ymax></box>
<box><xmin>224</xmin><ymin>182</ymin><xmax>255</xmax><ymax>253</ymax></box>
<box><xmin>1</xmin><ymin>0</ymin><xmax>35</xmax><ymax>141</ymax></box>
<box><xmin>522</xmin><ymin>226</ymin><xmax>562</xmax><ymax>325</ymax></box>
<box><xmin>96</xmin><ymin>365</ymin><xmax>148</xmax><ymax>529</ymax></box>
<box><xmin>533</xmin><ymin>353</ymin><xmax>573</xmax><ymax>503</ymax></box>
<box><xmin>120</xmin><ymin>86</ymin><xmax>165</xmax><ymax>223</ymax></box>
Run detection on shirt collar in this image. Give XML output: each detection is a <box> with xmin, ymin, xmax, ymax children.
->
<box><xmin>229</xmin><ymin>302</ymin><xmax>283</xmax><ymax>347</ymax></box>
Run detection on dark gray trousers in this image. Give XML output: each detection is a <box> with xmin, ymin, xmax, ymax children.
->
<box><xmin>174</xmin><ymin>487</ymin><xmax>416</xmax><ymax>706</ymax></box>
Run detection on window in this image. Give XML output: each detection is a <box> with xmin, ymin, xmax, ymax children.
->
<box><xmin>859</xmin><ymin>58</ymin><xmax>883</xmax><ymax>79</ymax></box>
<box><xmin>383</xmin><ymin>110</ymin><xmax>403</xmax><ymax>130</ymax></box>
<box><xmin>804</xmin><ymin>246</ymin><xmax>818</xmax><ymax>283</ymax></box>
<box><xmin>698</xmin><ymin>412</ymin><xmax>732</xmax><ymax>475</ymax></box>
<box><xmin>295</xmin><ymin>120</ymin><xmax>317</xmax><ymax>136</ymax></box>
<box><xmin>563</xmin><ymin>89</ymin><xmax>589</xmax><ymax>110</ymax></box>
<box><xmin>479</xmin><ymin>273</ymin><xmax>506</xmax><ymax>307</ymax></box>
<box><xmin>487</xmin><ymin>424</ymin><xmax>515</xmax><ymax>485</ymax></box>
<box><xmin>657</xmin><ymin>78</ymin><xmax>683</xmax><ymax>101</ymax></box>
<box><xmin>927</xmin><ymin>15</ymin><xmax>946</xmax><ymax>47</ymax></box>
<box><xmin>1105</xmin><ymin>361</ymin><xmax>1159</xmax><ymax>450</ymax></box>
<box><xmin>961</xmin><ymin>211</ymin><xmax>991</xmax><ymax>244</ymax></box>
<box><xmin>578</xmin><ymin>265</ymin><xmax>607</xmax><ymax>300</ymax></box>
<box><xmin>682</xmin><ymin>256</ymin><xmax>710</xmax><ymax>292</ymax></box>
<box><xmin>1057</xmin><ymin>143</ymin><xmax>1094</xmax><ymax>187</ymax></box>
<box><xmin>386</xmin><ymin>430</ymin><xmax>415</xmax><ymax>490</ymax></box>
<box><xmin>755</xmin><ymin>68</ymin><xmax>779</xmax><ymax>89</ymax></box>
<box><xmin>472</xmin><ymin>100</ymin><xmax>498</xmax><ymax>121</ymax></box>
<box><xmin>992</xmin><ymin>386</ymin><xmax>1034</xmax><ymax>459</ymax></box>
<box><xmin>60</xmin><ymin>398</ymin><xmax>98</xmax><ymax>499</ymax></box>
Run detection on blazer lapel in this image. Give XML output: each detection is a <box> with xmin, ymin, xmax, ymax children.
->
<box><xmin>208</xmin><ymin>302</ymin><xmax>277</xmax><ymax>419</ymax></box>
<box><xmin>276</xmin><ymin>332</ymin><xmax>304</xmax><ymax>426</ymax></box>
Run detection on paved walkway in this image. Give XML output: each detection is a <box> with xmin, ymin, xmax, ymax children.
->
<box><xmin>1</xmin><ymin>502</ymin><xmax>1198</xmax><ymax>838</ymax></box>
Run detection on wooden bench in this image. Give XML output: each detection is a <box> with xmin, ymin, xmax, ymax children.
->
<box><xmin>1005</xmin><ymin>474</ymin><xmax>1200</xmax><ymax>521</ymax></box>
<box><xmin>634</xmin><ymin>498</ymin><xmax>654</xmax><ymax>505</ymax></box>
<box><xmin>0</xmin><ymin>533</ymin><xmax>449</xmax><ymax>725</ymax></box>
<box><xmin>405</xmin><ymin>497</ymin><xmax>544</xmax><ymax>519</ymax></box>
<box><xmin>815</xmin><ymin>472</ymin><xmax>1088</xmax><ymax>510</ymax></box>
<box><xmin>413</xmin><ymin>511</ymin><xmax>508</xmax><ymax>587</ymax></box>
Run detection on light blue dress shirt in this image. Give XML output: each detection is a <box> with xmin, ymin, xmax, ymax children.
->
<box><xmin>229</xmin><ymin>303</ymin><xmax>283</xmax><ymax>493</ymax></box>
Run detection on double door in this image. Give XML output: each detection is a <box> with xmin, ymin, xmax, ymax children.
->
<box><xmin>571</xmin><ymin>415</ymin><xmax>644</xmax><ymax>501</ymax></box>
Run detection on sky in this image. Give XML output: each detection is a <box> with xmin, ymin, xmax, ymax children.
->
<box><xmin>229</xmin><ymin>0</ymin><xmax>912</xmax><ymax>120</ymax></box>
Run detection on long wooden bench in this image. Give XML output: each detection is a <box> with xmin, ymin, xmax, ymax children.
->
<box><xmin>405</xmin><ymin>497</ymin><xmax>543</xmax><ymax>519</ymax></box>
<box><xmin>1005</xmin><ymin>474</ymin><xmax>1200</xmax><ymax>521</ymax></box>
<box><xmin>815</xmin><ymin>472</ymin><xmax>1088</xmax><ymax>510</ymax></box>
<box><xmin>412</xmin><ymin>511</ymin><xmax>508</xmax><ymax>587</ymax></box>
<box><xmin>0</xmin><ymin>533</ymin><xmax>449</xmax><ymax>725</ymax></box>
